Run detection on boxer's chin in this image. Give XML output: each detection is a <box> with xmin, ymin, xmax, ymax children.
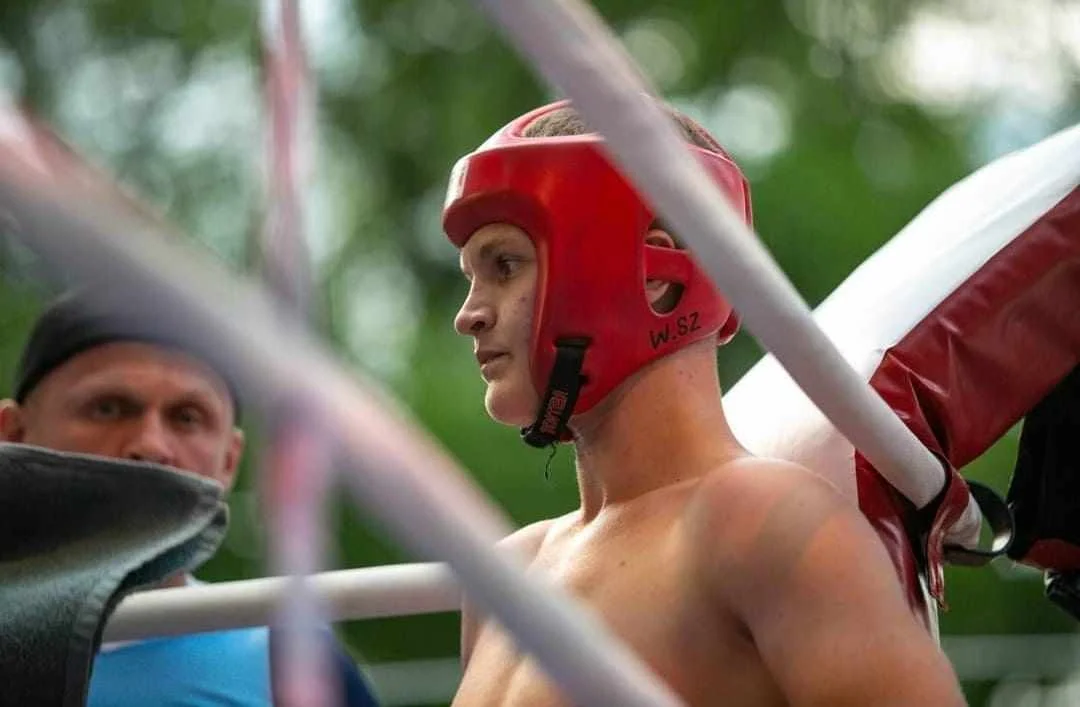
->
<box><xmin>484</xmin><ymin>361</ymin><xmax>539</xmax><ymax>427</ymax></box>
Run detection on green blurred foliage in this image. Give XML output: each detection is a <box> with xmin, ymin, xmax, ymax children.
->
<box><xmin>1</xmin><ymin>1</ymin><xmax>1078</xmax><ymax>705</ymax></box>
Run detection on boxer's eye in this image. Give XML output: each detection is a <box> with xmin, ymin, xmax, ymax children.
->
<box><xmin>494</xmin><ymin>254</ymin><xmax>522</xmax><ymax>281</ymax></box>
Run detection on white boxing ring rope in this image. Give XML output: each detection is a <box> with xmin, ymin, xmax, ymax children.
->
<box><xmin>102</xmin><ymin>564</ymin><xmax>460</xmax><ymax>643</ymax></box>
<box><xmin>0</xmin><ymin>0</ymin><xmax>1015</xmax><ymax>704</ymax></box>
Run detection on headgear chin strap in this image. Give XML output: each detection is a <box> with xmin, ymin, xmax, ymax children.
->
<box><xmin>520</xmin><ymin>339</ymin><xmax>588</xmax><ymax>447</ymax></box>
<box><xmin>444</xmin><ymin>100</ymin><xmax>752</xmax><ymax>446</ymax></box>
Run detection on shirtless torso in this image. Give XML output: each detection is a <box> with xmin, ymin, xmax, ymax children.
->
<box><xmin>454</xmin><ymin>458</ymin><xmax>964</xmax><ymax>707</ymax></box>
<box><xmin>457</xmin><ymin>471</ymin><xmax>782</xmax><ymax>706</ymax></box>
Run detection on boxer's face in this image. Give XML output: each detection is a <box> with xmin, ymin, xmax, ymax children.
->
<box><xmin>455</xmin><ymin>223</ymin><xmax>540</xmax><ymax>427</ymax></box>
<box><xmin>0</xmin><ymin>342</ymin><xmax>244</xmax><ymax>490</ymax></box>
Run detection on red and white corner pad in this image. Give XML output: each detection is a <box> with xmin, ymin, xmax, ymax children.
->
<box><xmin>727</xmin><ymin>121</ymin><xmax>1080</xmax><ymax>628</ymax></box>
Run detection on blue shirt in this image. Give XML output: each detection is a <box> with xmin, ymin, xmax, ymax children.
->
<box><xmin>87</xmin><ymin>627</ymin><xmax>379</xmax><ymax>706</ymax></box>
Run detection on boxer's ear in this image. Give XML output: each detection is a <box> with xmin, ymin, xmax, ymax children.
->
<box><xmin>645</xmin><ymin>227</ymin><xmax>683</xmax><ymax>314</ymax></box>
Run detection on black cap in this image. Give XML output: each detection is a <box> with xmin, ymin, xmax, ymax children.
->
<box><xmin>14</xmin><ymin>290</ymin><xmax>241</xmax><ymax>419</ymax></box>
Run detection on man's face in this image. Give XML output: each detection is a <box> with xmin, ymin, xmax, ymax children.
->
<box><xmin>455</xmin><ymin>223</ymin><xmax>540</xmax><ymax>427</ymax></box>
<box><xmin>0</xmin><ymin>341</ymin><xmax>244</xmax><ymax>490</ymax></box>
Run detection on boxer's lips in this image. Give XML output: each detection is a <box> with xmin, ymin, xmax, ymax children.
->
<box><xmin>475</xmin><ymin>349</ymin><xmax>507</xmax><ymax>366</ymax></box>
<box><xmin>476</xmin><ymin>350</ymin><xmax>509</xmax><ymax>379</ymax></box>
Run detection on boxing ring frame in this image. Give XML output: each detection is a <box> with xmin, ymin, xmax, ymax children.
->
<box><xmin>1</xmin><ymin>0</ymin><xmax>1078</xmax><ymax>704</ymax></box>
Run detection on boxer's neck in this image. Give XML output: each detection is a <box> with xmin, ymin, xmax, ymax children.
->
<box><xmin>571</xmin><ymin>342</ymin><xmax>744</xmax><ymax>521</ymax></box>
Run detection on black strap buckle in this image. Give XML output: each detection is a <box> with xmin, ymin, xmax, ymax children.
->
<box><xmin>521</xmin><ymin>339</ymin><xmax>588</xmax><ymax>448</ymax></box>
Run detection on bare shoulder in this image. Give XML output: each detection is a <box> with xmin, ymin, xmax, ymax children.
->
<box><xmin>460</xmin><ymin>515</ymin><xmax>567</xmax><ymax>666</ymax></box>
<box><xmin>685</xmin><ymin>456</ymin><xmax>882</xmax><ymax>593</ymax></box>
<box><xmin>497</xmin><ymin>514</ymin><xmax>565</xmax><ymax>563</ymax></box>
<box><xmin>688</xmin><ymin>456</ymin><xmax>852</xmax><ymax>541</ymax></box>
<box><xmin>685</xmin><ymin>460</ymin><xmax>965</xmax><ymax>705</ymax></box>
<box><xmin>468</xmin><ymin>517</ymin><xmax>560</xmax><ymax>613</ymax></box>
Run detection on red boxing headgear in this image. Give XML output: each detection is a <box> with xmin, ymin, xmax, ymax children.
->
<box><xmin>443</xmin><ymin>100</ymin><xmax>751</xmax><ymax>446</ymax></box>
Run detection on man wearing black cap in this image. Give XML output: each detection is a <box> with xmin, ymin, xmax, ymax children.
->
<box><xmin>2</xmin><ymin>291</ymin><xmax>245</xmax><ymax>544</ymax></box>
<box><xmin>0</xmin><ymin>291</ymin><xmax>379</xmax><ymax>707</ymax></box>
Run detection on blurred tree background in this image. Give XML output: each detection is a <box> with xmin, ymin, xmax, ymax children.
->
<box><xmin>1</xmin><ymin>0</ymin><xmax>1078</xmax><ymax>705</ymax></box>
